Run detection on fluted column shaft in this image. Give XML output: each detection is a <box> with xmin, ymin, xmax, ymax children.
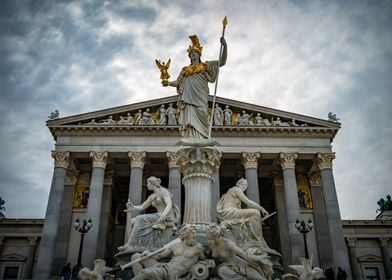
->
<box><xmin>274</xmin><ymin>176</ymin><xmax>291</xmax><ymax>271</ymax></box>
<box><xmin>125</xmin><ymin>152</ymin><xmax>146</xmax><ymax>242</ymax></box>
<box><xmin>380</xmin><ymin>238</ymin><xmax>392</xmax><ymax>279</ymax></box>
<box><xmin>23</xmin><ymin>236</ymin><xmax>38</xmax><ymax>279</ymax></box>
<box><xmin>34</xmin><ymin>151</ymin><xmax>70</xmax><ymax>279</ymax></box>
<box><xmin>242</xmin><ymin>152</ymin><xmax>260</xmax><ymax>204</ymax></box>
<box><xmin>96</xmin><ymin>173</ymin><xmax>113</xmax><ymax>260</ymax></box>
<box><xmin>83</xmin><ymin>152</ymin><xmax>108</xmax><ymax>268</ymax></box>
<box><xmin>0</xmin><ymin>237</ymin><xmax>4</xmax><ymax>258</ymax></box>
<box><xmin>317</xmin><ymin>153</ymin><xmax>352</xmax><ymax>277</ymax></box>
<box><xmin>309</xmin><ymin>173</ymin><xmax>334</xmax><ymax>269</ymax></box>
<box><xmin>53</xmin><ymin>167</ymin><xmax>79</xmax><ymax>273</ymax></box>
<box><xmin>177</xmin><ymin>145</ymin><xmax>222</xmax><ymax>227</ymax></box>
<box><xmin>347</xmin><ymin>238</ymin><xmax>361</xmax><ymax>280</ymax></box>
<box><xmin>279</xmin><ymin>152</ymin><xmax>303</xmax><ymax>264</ymax></box>
<box><xmin>211</xmin><ymin>171</ymin><xmax>220</xmax><ymax>222</ymax></box>
<box><xmin>167</xmin><ymin>152</ymin><xmax>182</xmax><ymax>215</ymax></box>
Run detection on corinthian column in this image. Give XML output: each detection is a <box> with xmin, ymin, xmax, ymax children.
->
<box><xmin>125</xmin><ymin>152</ymin><xmax>146</xmax><ymax>242</ymax></box>
<box><xmin>177</xmin><ymin>145</ymin><xmax>222</xmax><ymax>228</ymax></box>
<box><xmin>347</xmin><ymin>238</ymin><xmax>361</xmax><ymax>280</ymax></box>
<box><xmin>242</xmin><ymin>152</ymin><xmax>261</xmax><ymax>204</ymax></box>
<box><xmin>316</xmin><ymin>153</ymin><xmax>351</xmax><ymax>277</ymax></box>
<box><xmin>34</xmin><ymin>151</ymin><xmax>70</xmax><ymax>279</ymax></box>
<box><xmin>83</xmin><ymin>151</ymin><xmax>108</xmax><ymax>268</ymax></box>
<box><xmin>167</xmin><ymin>152</ymin><xmax>182</xmax><ymax>214</ymax></box>
<box><xmin>279</xmin><ymin>152</ymin><xmax>303</xmax><ymax>264</ymax></box>
<box><xmin>308</xmin><ymin>172</ymin><xmax>334</xmax><ymax>269</ymax></box>
<box><xmin>23</xmin><ymin>236</ymin><xmax>38</xmax><ymax>279</ymax></box>
<box><xmin>273</xmin><ymin>174</ymin><xmax>291</xmax><ymax>271</ymax></box>
<box><xmin>380</xmin><ymin>238</ymin><xmax>392</xmax><ymax>279</ymax></box>
<box><xmin>53</xmin><ymin>165</ymin><xmax>79</xmax><ymax>273</ymax></box>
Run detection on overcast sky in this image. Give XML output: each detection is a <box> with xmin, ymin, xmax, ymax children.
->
<box><xmin>0</xmin><ymin>0</ymin><xmax>391</xmax><ymax>220</ymax></box>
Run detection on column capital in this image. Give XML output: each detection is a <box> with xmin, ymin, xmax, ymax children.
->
<box><xmin>51</xmin><ymin>151</ymin><xmax>71</xmax><ymax>169</ymax></box>
<box><xmin>346</xmin><ymin>237</ymin><xmax>357</xmax><ymax>247</ymax></box>
<box><xmin>241</xmin><ymin>152</ymin><xmax>260</xmax><ymax>169</ymax></box>
<box><xmin>128</xmin><ymin>152</ymin><xmax>146</xmax><ymax>169</ymax></box>
<box><xmin>27</xmin><ymin>236</ymin><xmax>38</xmax><ymax>246</ymax></box>
<box><xmin>90</xmin><ymin>152</ymin><xmax>109</xmax><ymax>169</ymax></box>
<box><xmin>308</xmin><ymin>172</ymin><xmax>322</xmax><ymax>187</ymax></box>
<box><xmin>166</xmin><ymin>151</ymin><xmax>180</xmax><ymax>168</ymax></box>
<box><xmin>316</xmin><ymin>153</ymin><xmax>335</xmax><ymax>170</ymax></box>
<box><xmin>65</xmin><ymin>169</ymin><xmax>79</xmax><ymax>185</ymax></box>
<box><xmin>104</xmin><ymin>171</ymin><xmax>115</xmax><ymax>185</ymax></box>
<box><xmin>273</xmin><ymin>174</ymin><xmax>284</xmax><ymax>186</ymax></box>
<box><xmin>279</xmin><ymin>152</ymin><xmax>298</xmax><ymax>170</ymax></box>
<box><xmin>380</xmin><ymin>237</ymin><xmax>389</xmax><ymax>247</ymax></box>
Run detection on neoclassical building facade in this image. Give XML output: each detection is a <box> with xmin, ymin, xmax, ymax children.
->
<box><xmin>2</xmin><ymin>95</ymin><xmax>390</xmax><ymax>279</ymax></box>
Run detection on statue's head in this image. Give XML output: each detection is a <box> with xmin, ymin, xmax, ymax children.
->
<box><xmin>146</xmin><ymin>176</ymin><xmax>161</xmax><ymax>190</ymax></box>
<box><xmin>207</xmin><ymin>224</ymin><xmax>223</xmax><ymax>239</ymax></box>
<box><xmin>179</xmin><ymin>225</ymin><xmax>196</xmax><ymax>245</ymax></box>
<box><xmin>236</xmin><ymin>178</ymin><xmax>248</xmax><ymax>191</ymax></box>
<box><xmin>187</xmin><ymin>35</ymin><xmax>203</xmax><ymax>60</ymax></box>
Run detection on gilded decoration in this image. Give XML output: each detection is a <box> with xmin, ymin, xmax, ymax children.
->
<box><xmin>241</xmin><ymin>152</ymin><xmax>260</xmax><ymax>169</ymax></box>
<box><xmin>51</xmin><ymin>151</ymin><xmax>70</xmax><ymax>169</ymax></box>
<box><xmin>316</xmin><ymin>152</ymin><xmax>335</xmax><ymax>170</ymax></box>
<box><xmin>128</xmin><ymin>152</ymin><xmax>146</xmax><ymax>169</ymax></box>
<box><xmin>279</xmin><ymin>152</ymin><xmax>298</xmax><ymax>170</ymax></box>
<box><xmin>297</xmin><ymin>174</ymin><xmax>313</xmax><ymax>209</ymax></box>
<box><xmin>73</xmin><ymin>184</ymin><xmax>90</xmax><ymax>208</ymax></box>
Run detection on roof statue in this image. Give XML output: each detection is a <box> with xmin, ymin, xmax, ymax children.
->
<box><xmin>48</xmin><ymin>109</ymin><xmax>59</xmax><ymax>120</ymax></box>
<box><xmin>376</xmin><ymin>194</ymin><xmax>392</xmax><ymax>220</ymax></box>
<box><xmin>157</xmin><ymin>24</ymin><xmax>227</xmax><ymax>141</ymax></box>
<box><xmin>328</xmin><ymin>112</ymin><xmax>340</xmax><ymax>122</ymax></box>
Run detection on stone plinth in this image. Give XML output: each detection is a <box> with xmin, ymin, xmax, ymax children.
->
<box><xmin>177</xmin><ymin>140</ymin><xmax>222</xmax><ymax>229</ymax></box>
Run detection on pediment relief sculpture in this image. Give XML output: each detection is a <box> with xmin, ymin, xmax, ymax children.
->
<box><xmin>74</xmin><ymin>102</ymin><xmax>313</xmax><ymax>128</ymax></box>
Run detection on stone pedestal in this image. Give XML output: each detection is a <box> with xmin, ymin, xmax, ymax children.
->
<box><xmin>177</xmin><ymin>141</ymin><xmax>222</xmax><ymax>230</ymax></box>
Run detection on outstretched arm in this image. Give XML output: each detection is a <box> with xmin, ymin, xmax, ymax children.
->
<box><xmin>235</xmin><ymin>188</ymin><xmax>268</xmax><ymax>216</ymax></box>
<box><xmin>219</xmin><ymin>37</ymin><xmax>227</xmax><ymax>67</ymax></box>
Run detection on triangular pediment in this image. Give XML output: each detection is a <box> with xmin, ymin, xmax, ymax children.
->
<box><xmin>358</xmin><ymin>254</ymin><xmax>383</xmax><ymax>262</ymax></box>
<box><xmin>1</xmin><ymin>253</ymin><xmax>26</xmax><ymax>261</ymax></box>
<box><xmin>47</xmin><ymin>95</ymin><xmax>340</xmax><ymax>139</ymax></box>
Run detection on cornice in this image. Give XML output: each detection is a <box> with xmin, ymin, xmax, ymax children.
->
<box><xmin>49</xmin><ymin>125</ymin><xmax>338</xmax><ymax>140</ymax></box>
